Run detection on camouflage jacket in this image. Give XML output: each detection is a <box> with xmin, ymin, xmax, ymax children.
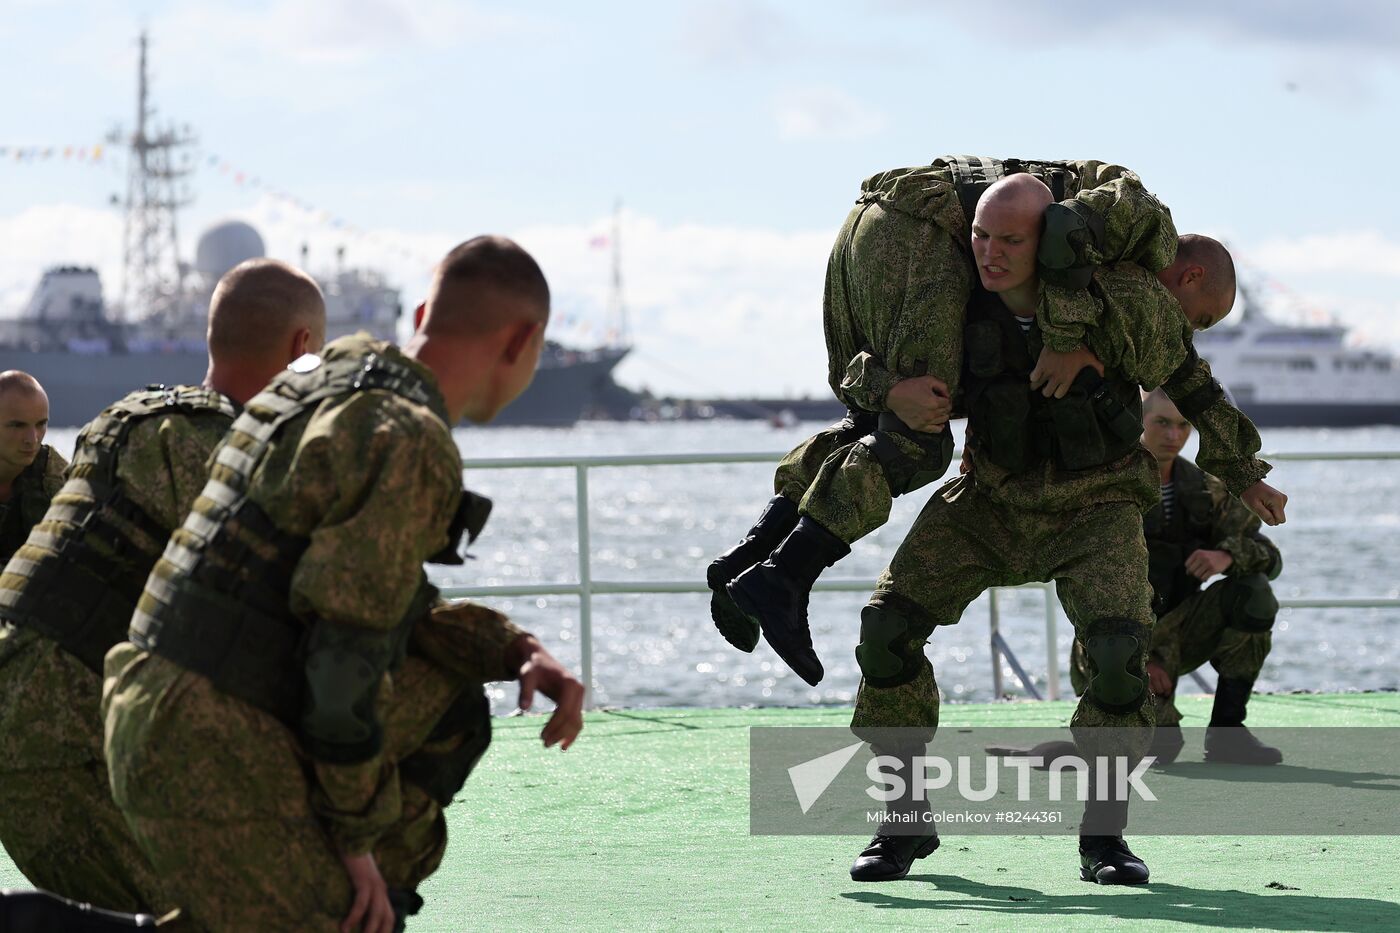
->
<box><xmin>835</xmin><ymin>157</ymin><xmax>1178</xmax><ymax>411</ymax></box>
<box><xmin>970</xmin><ymin>264</ymin><xmax>1270</xmax><ymax>513</ymax></box>
<box><xmin>0</xmin><ymin>394</ymin><xmax>233</xmax><ymax>771</ymax></box>
<box><xmin>1153</xmin><ymin>456</ymin><xmax>1282</xmax><ymax>577</ymax></box>
<box><xmin>0</xmin><ymin>444</ymin><xmax>68</xmax><ymax>562</ymax></box>
<box><xmin>106</xmin><ymin>335</ymin><xmax>465</xmax><ymax>857</ymax></box>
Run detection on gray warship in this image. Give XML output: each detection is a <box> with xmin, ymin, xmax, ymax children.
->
<box><xmin>0</xmin><ymin>33</ymin><xmax>628</xmax><ymax>429</ymax></box>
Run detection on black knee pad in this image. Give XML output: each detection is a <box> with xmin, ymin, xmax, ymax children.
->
<box><xmin>856</xmin><ymin>413</ymin><xmax>955</xmax><ymax>497</ymax></box>
<box><xmin>856</xmin><ymin>597</ymin><xmax>927</xmax><ymax>688</ymax></box>
<box><xmin>1082</xmin><ymin>617</ymin><xmax>1150</xmax><ymax>714</ymax></box>
<box><xmin>1220</xmin><ymin>573</ymin><xmax>1278</xmax><ymax>633</ymax></box>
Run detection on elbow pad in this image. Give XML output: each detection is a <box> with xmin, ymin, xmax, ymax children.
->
<box><xmin>301</xmin><ymin>620</ymin><xmax>405</xmax><ymax>764</ymax></box>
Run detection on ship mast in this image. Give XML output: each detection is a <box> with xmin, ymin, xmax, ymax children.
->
<box><xmin>607</xmin><ymin>199</ymin><xmax>631</xmax><ymax>348</ymax></box>
<box><xmin>115</xmin><ymin>31</ymin><xmax>195</xmax><ymax>329</ymax></box>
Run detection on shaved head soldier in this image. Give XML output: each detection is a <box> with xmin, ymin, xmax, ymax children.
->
<box><xmin>0</xmin><ymin>371</ymin><xmax>67</xmax><ymax>563</ymax></box>
<box><xmin>838</xmin><ymin>182</ymin><xmax>1284</xmax><ymax>887</ymax></box>
<box><xmin>0</xmin><ymin>259</ymin><xmax>325</xmax><ymax>921</ymax></box>
<box><xmin>105</xmin><ymin>236</ymin><xmax>583</xmax><ymax>932</ymax></box>
<box><xmin>710</xmin><ymin>156</ymin><xmax>1181</xmax><ymax>684</ymax></box>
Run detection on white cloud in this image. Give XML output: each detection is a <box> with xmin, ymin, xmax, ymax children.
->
<box><xmin>1247</xmin><ymin>231</ymin><xmax>1400</xmax><ymax>280</ymax></box>
<box><xmin>773</xmin><ymin>87</ymin><xmax>887</xmax><ymax>141</ymax></box>
<box><xmin>0</xmin><ymin>199</ymin><xmax>836</xmax><ymax>397</ymax></box>
<box><xmin>10</xmin><ymin>201</ymin><xmax>1397</xmax><ymax>401</ymax></box>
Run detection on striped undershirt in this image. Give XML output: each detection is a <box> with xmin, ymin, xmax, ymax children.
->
<box><xmin>1013</xmin><ymin>314</ymin><xmax>1034</xmax><ymax>336</ymax></box>
<box><xmin>1160</xmin><ymin>481</ymin><xmax>1176</xmax><ymax>522</ymax></box>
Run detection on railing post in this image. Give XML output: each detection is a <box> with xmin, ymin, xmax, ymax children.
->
<box><xmin>575</xmin><ymin>464</ymin><xmax>594</xmax><ymax>707</ymax></box>
<box><xmin>989</xmin><ymin>588</ymin><xmax>1003</xmax><ymax>700</ymax></box>
<box><xmin>1044</xmin><ymin>583</ymin><xmax>1060</xmax><ymax>701</ymax></box>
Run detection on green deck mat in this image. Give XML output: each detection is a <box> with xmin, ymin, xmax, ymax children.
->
<box><xmin>4</xmin><ymin>693</ymin><xmax>1398</xmax><ymax>930</ymax></box>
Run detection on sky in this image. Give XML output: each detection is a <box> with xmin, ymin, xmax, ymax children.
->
<box><xmin>2</xmin><ymin>0</ymin><xmax>1398</xmax><ymax>398</ymax></box>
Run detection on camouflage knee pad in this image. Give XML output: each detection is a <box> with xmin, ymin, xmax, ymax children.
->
<box><xmin>856</xmin><ymin>594</ymin><xmax>931</xmax><ymax>688</ymax></box>
<box><xmin>1219</xmin><ymin>573</ymin><xmax>1278</xmax><ymax>633</ymax></box>
<box><xmin>855</xmin><ymin>413</ymin><xmax>955</xmax><ymax>497</ymax></box>
<box><xmin>1082</xmin><ymin>617</ymin><xmax>1150</xmax><ymax>714</ymax></box>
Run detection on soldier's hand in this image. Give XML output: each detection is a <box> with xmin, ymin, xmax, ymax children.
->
<box><xmin>512</xmin><ymin>635</ymin><xmax>585</xmax><ymax>750</ymax></box>
<box><xmin>1029</xmin><ymin>345</ymin><xmax>1104</xmax><ymax>399</ymax></box>
<box><xmin>885</xmin><ymin>376</ymin><xmax>951</xmax><ymax>433</ymax></box>
<box><xmin>1146</xmin><ymin>659</ymin><xmax>1174</xmax><ymax>698</ymax></box>
<box><xmin>340</xmin><ymin>853</ymin><xmax>394</xmax><ymax>933</ymax></box>
<box><xmin>1241</xmin><ymin>480</ymin><xmax>1288</xmax><ymax>525</ymax></box>
<box><xmin>1184</xmin><ymin>548</ymin><xmax>1234</xmax><ymax>581</ymax></box>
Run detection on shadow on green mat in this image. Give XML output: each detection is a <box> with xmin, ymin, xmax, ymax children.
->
<box><xmin>842</xmin><ymin>877</ymin><xmax>1399</xmax><ymax>931</ymax></box>
<box><xmin>1154</xmin><ymin>762</ymin><xmax>1397</xmax><ymax>792</ymax></box>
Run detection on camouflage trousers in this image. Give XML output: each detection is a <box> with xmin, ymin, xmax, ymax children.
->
<box><xmin>772</xmin><ymin>412</ymin><xmax>951</xmax><ymax>545</ymax></box>
<box><xmin>0</xmin><ymin>626</ymin><xmax>174</xmax><ymax>914</ymax></box>
<box><xmin>105</xmin><ymin>602</ymin><xmax>504</xmax><ymax>932</ymax></box>
<box><xmin>851</xmin><ymin>474</ymin><xmax>1156</xmax><ymax>757</ymax></box>
<box><xmin>1069</xmin><ymin>577</ymin><xmax>1274</xmax><ymax>726</ymax></box>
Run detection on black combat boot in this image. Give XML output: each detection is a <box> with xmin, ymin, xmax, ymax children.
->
<box><xmin>1079</xmin><ymin>835</ymin><xmax>1150</xmax><ymax>885</ymax></box>
<box><xmin>1203</xmin><ymin>677</ymin><xmax>1283</xmax><ymax>765</ymax></box>
<box><xmin>850</xmin><ymin>748</ymin><xmax>940</xmax><ymax>882</ymax></box>
<box><xmin>1078</xmin><ymin>756</ymin><xmax>1149</xmax><ymax>885</ymax></box>
<box><xmin>707</xmin><ymin>496</ymin><xmax>799</xmax><ymax>652</ymax></box>
<box><xmin>0</xmin><ymin>888</ymin><xmax>162</xmax><ymax>929</ymax></box>
<box><xmin>726</xmin><ymin>517</ymin><xmax>850</xmax><ymax>686</ymax></box>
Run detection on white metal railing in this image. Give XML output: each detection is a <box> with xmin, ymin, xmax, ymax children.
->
<box><xmin>437</xmin><ymin>449</ymin><xmax>1400</xmax><ymax>705</ymax></box>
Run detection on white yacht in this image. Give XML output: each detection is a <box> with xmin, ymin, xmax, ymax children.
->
<box><xmin>1195</xmin><ymin>284</ymin><xmax>1400</xmax><ymax>427</ymax></box>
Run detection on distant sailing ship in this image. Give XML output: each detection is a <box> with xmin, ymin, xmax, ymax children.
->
<box><xmin>0</xmin><ymin>32</ymin><xmax>628</xmax><ymax>428</ymax></box>
<box><xmin>1196</xmin><ymin>282</ymin><xmax>1400</xmax><ymax>427</ymax></box>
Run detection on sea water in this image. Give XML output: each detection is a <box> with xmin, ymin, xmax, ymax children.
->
<box><xmin>45</xmin><ymin>421</ymin><xmax>1400</xmax><ymax>710</ymax></box>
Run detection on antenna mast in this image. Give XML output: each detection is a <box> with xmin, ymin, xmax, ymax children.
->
<box><xmin>607</xmin><ymin>199</ymin><xmax>630</xmax><ymax>347</ymax></box>
<box><xmin>116</xmin><ymin>31</ymin><xmax>195</xmax><ymax>329</ymax></box>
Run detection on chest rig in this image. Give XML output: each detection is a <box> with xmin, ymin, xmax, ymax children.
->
<box><xmin>1144</xmin><ymin>458</ymin><xmax>1216</xmax><ymax>617</ymax></box>
<box><xmin>0</xmin><ymin>387</ymin><xmax>236</xmax><ymax>673</ymax></box>
<box><xmin>130</xmin><ymin>347</ymin><xmax>457</xmax><ymax>763</ymax></box>
<box><xmin>962</xmin><ymin>287</ymin><xmax>1143</xmax><ymax>474</ymax></box>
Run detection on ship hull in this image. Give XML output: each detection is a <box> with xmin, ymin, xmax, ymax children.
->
<box><xmin>0</xmin><ymin>349</ymin><xmax>209</xmax><ymax>427</ymax></box>
<box><xmin>0</xmin><ymin>346</ymin><xmax>628</xmax><ymax>428</ymax></box>
<box><xmin>1233</xmin><ymin>401</ymin><xmax>1400</xmax><ymax>428</ymax></box>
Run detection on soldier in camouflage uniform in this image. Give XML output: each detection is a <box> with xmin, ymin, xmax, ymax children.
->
<box><xmin>104</xmin><ymin>237</ymin><xmax>584</xmax><ymax>933</ymax></box>
<box><xmin>0</xmin><ymin>260</ymin><xmax>325</xmax><ymax>920</ymax></box>
<box><xmin>709</xmin><ymin>156</ymin><xmax>1179</xmax><ymax>674</ymax></box>
<box><xmin>1070</xmin><ymin>389</ymin><xmax>1284</xmax><ymax>766</ymax></box>
<box><xmin>0</xmin><ymin>371</ymin><xmax>67</xmax><ymax>562</ymax></box>
<box><xmin>841</xmin><ymin>176</ymin><xmax>1287</xmax><ymax>886</ymax></box>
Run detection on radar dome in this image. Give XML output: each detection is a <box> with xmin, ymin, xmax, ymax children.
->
<box><xmin>194</xmin><ymin>220</ymin><xmax>266</xmax><ymax>280</ymax></box>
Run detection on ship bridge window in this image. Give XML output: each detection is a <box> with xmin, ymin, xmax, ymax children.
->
<box><xmin>1286</xmin><ymin>358</ymin><xmax>1315</xmax><ymax>370</ymax></box>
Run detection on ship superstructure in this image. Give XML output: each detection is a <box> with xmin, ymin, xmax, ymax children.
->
<box><xmin>0</xmin><ymin>32</ymin><xmax>627</xmax><ymax>428</ymax></box>
<box><xmin>1196</xmin><ymin>283</ymin><xmax>1400</xmax><ymax>427</ymax></box>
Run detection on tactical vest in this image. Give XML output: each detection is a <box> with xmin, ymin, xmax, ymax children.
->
<box><xmin>0</xmin><ymin>448</ymin><xmax>60</xmax><ymax>562</ymax></box>
<box><xmin>1144</xmin><ymin>458</ymin><xmax>1216</xmax><ymax>617</ymax></box>
<box><xmin>962</xmin><ymin>287</ymin><xmax>1143</xmax><ymax>474</ymax></box>
<box><xmin>129</xmin><ymin>347</ymin><xmax>449</xmax><ymax>734</ymax></box>
<box><xmin>0</xmin><ymin>388</ymin><xmax>236</xmax><ymax>673</ymax></box>
<box><xmin>941</xmin><ymin>155</ymin><xmax>1074</xmax><ymax>226</ymax></box>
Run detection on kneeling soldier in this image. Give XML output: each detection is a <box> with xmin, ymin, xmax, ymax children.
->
<box><xmin>1072</xmin><ymin>388</ymin><xmax>1283</xmax><ymax>765</ymax></box>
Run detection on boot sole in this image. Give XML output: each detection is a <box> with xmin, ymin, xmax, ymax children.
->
<box><xmin>709</xmin><ymin>585</ymin><xmax>760</xmax><ymax>653</ymax></box>
<box><xmin>850</xmin><ymin>835</ymin><xmax>941</xmax><ymax>882</ymax></box>
<box><xmin>726</xmin><ymin>579</ymin><xmax>825</xmax><ymax>686</ymax></box>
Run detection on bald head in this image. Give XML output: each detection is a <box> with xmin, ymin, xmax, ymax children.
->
<box><xmin>971</xmin><ymin>174</ymin><xmax>1053</xmax><ymax>300</ymax></box>
<box><xmin>207</xmin><ymin>259</ymin><xmax>326</xmax><ymax>365</ymax></box>
<box><xmin>977</xmin><ymin>173</ymin><xmax>1055</xmax><ymax>223</ymax></box>
<box><xmin>0</xmin><ymin>371</ymin><xmax>46</xmax><ymax>405</ymax></box>
<box><xmin>1158</xmin><ymin>234</ymin><xmax>1236</xmax><ymax>330</ymax></box>
<box><xmin>0</xmin><ymin>371</ymin><xmax>48</xmax><ymax>478</ymax></box>
<box><xmin>421</xmin><ymin>236</ymin><xmax>550</xmax><ymax>337</ymax></box>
